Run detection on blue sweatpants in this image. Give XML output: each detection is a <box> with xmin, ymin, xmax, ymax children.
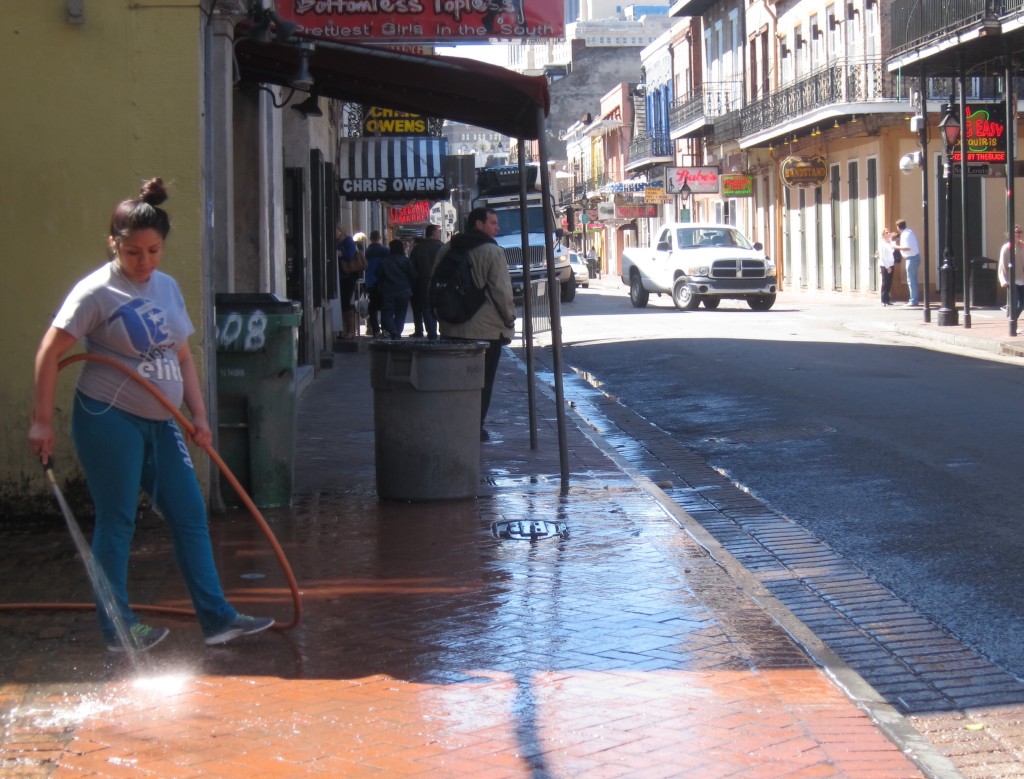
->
<box><xmin>72</xmin><ymin>392</ymin><xmax>237</xmax><ymax>641</ymax></box>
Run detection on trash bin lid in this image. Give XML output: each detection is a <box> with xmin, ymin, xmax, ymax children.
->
<box><xmin>368</xmin><ymin>339</ymin><xmax>488</xmax><ymax>355</ymax></box>
<box><xmin>215</xmin><ymin>292</ymin><xmax>301</xmax><ymax>314</ymax></box>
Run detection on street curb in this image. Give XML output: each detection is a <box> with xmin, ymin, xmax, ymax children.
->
<box><xmin>895</xmin><ymin>321</ymin><xmax>1024</xmax><ymax>358</ymax></box>
<box><xmin>509</xmin><ymin>351</ymin><xmax>965</xmax><ymax>779</ymax></box>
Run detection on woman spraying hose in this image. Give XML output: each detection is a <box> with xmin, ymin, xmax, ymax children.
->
<box><xmin>28</xmin><ymin>178</ymin><xmax>274</xmax><ymax>652</ymax></box>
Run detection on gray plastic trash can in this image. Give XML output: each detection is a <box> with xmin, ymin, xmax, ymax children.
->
<box><xmin>370</xmin><ymin>340</ymin><xmax>487</xmax><ymax>501</ymax></box>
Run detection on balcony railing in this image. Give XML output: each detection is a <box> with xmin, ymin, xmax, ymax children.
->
<box><xmin>626</xmin><ymin>133</ymin><xmax>673</xmax><ymax>168</ymax></box>
<box><xmin>740</xmin><ymin>57</ymin><xmax>900</xmax><ymax>141</ymax></box>
<box><xmin>890</xmin><ymin>0</ymin><xmax>1002</xmax><ymax>57</ymax></box>
<box><xmin>669</xmin><ymin>81</ymin><xmax>743</xmax><ymax>136</ymax></box>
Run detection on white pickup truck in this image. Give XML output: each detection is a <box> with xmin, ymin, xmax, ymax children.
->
<box><xmin>620</xmin><ymin>222</ymin><xmax>778</xmax><ymax>311</ymax></box>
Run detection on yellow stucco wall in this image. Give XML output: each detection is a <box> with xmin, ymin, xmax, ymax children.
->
<box><xmin>0</xmin><ymin>2</ymin><xmax>205</xmax><ymax>516</ymax></box>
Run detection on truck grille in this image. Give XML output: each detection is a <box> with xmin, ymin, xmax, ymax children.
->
<box><xmin>504</xmin><ymin>247</ymin><xmax>547</xmax><ymax>271</ymax></box>
<box><xmin>711</xmin><ymin>259</ymin><xmax>768</xmax><ymax>279</ymax></box>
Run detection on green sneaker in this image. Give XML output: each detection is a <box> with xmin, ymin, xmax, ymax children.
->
<box><xmin>107</xmin><ymin>623</ymin><xmax>169</xmax><ymax>653</ymax></box>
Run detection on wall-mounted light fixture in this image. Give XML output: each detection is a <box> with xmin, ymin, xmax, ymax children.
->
<box><xmin>247</xmin><ymin>8</ymin><xmax>300</xmax><ymax>42</ymax></box>
<box><xmin>845</xmin><ymin>2</ymin><xmax>859</xmax><ymax>21</ymax></box>
<box><xmin>780</xmin><ymin>43</ymin><xmax>791</xmax><ymax>58</ymax></box>
<box><xmin>67</xmin><ymin>0</ymin><xmax>84</xmax><ymax>24</ymax></box>
<box><xmin>795</xmin><ymin>32</ymin><xmax>805</xmax><ymax>49</ymax></box>
<box><xmin>828</xmin><ymin>15</ymin><xmax>839</xmax><ymax>30</ymax></box>
<box><xmin>812</xmin><ymin>23</ymin><xmax>823</xmax><ymax>39</ymax></box>
<box><xmin>291</xmin><ymin>42</ymin><xmax>315</xmax><ymax>90</ymax></box>
<box><xmin>292</xmin><ymin>92</ymin><xmax>323</xmax><ymax>118</ymax></box>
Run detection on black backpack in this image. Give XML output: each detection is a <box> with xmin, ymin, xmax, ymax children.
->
<box><xmin>429</xmin><ymin>247</ymin><xmax>488</xmax><ymax>324</ymax></box>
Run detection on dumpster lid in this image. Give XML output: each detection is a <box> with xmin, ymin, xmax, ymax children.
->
<box><xmin>215</xmin><ymin>292</ymin><xmax>301</xmax><ymax>314</ymax></box>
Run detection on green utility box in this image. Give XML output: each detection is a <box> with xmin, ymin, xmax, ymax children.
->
<box><xmin>215</xmin><ymin>293</ymin><xmax>301</xmax><ymax>509</ymax></box>
<box><xmin>370</xmin><ymin>340</ymin><xmax>486</xmax><ymax>502</ymax></box>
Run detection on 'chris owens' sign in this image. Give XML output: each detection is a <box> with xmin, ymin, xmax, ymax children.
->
<box><xmin>780</xmin><ymin>155</ymin><xmax>827</xmax><ymax>188</ymax></box>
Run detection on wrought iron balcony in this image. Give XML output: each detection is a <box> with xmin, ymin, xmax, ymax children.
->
<box><xmin>669</xmin><ymin>81</ymin><xmax>743</xmax><ymax>138</ymax></box>
<box><xmin>625</xmin><ymin>133</ymin><xmax>673</xmax><ymax>170</ymax></box>
<box><xmin>890</xmin><ymin>0</ymin><xmax>1003</xmax><ymax>59</ymax></box>
<box><xmin>739</xmin><ymin>57</ymin><xmax>901</xmax><ymax>142</ymax></box>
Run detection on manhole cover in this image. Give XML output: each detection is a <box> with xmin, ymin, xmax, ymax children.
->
<box><xmin>491</xmin><ymin>520</ymin><xmax>569</xmax><ymax>541</ymax></box>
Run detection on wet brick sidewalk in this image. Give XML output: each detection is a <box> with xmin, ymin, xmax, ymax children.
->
<box><xmin>0</xmin><ymin>339</ymin><xmax>951</xmax><ymax>777</ymax></box>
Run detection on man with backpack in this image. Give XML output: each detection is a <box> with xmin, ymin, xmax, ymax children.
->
<box><xmin>431</xmin><ymin>207</ymin><xmax>515</xmax><ymax>441</ymax></box>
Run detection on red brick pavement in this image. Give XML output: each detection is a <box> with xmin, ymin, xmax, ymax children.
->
<box><xmin>0</xmin><ymin>340</ymin><xmax>931</xmax><ymax>777</ymax></box>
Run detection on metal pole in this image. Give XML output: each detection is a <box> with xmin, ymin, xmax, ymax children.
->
<box><xmin>919</xmin><ymin>69</ymin><xmax>932</xmax><ymax>322</ymax></box>
<box><xmin>1007</xmin><ymin>55</ymin><xmax>1018</xmax><ymax>337</ymax></box>
<box><xmin>938</xmin><ymin>96</ymin><xmax>959</xmax><ymax>326</ymax></box>
<box><xmin>518</xmin><ymin>142</ymin><xmax>538</xmax><ymax>449</ymax></box>
<box><xmin>959</xmin><ymin>64</ymin><xmax>971</xmax><ymax>328</ymax></box>
<box><xmin>536</xmin><ymin>109</ymin><xmax>571</xmax><ymax>494</ymax></box>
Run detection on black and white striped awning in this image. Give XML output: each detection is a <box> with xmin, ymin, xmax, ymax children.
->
<box><xmin>338</xmin><ymin>137</ymin><xmax>448</xmax><ymax>201</ymax></box>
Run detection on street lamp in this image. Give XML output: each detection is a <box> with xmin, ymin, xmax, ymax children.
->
<box><xmin>937</xmin><ymin>103</ymin><xmax>960</xmax><ymax>327</ymax></box>
<box><xmin>680</xmin><ymin>181</ymin><xmax>692</xmax><ymax>222</ymax></box>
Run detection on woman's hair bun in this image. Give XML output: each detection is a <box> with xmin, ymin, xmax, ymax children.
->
<box><xmin>138</xmin><ymin>177</ymin><xmax>169</xmax><ymax>207</ymax></box>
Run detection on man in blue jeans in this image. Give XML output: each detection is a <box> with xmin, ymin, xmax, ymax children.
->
<box><xmin>893</xmin><ymin>219</ymin><xmax>922</xmax><ymax>306</ymax></box>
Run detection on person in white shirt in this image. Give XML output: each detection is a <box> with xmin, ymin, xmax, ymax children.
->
<box><xmin>998</xmin><ymin>225</ymin><xmax>1024</xmax><ymax>316</ymax></box>
<box><xmin>878</xmin><ymin>228</ymin><xmax>897</xmax><ymax>306</ymax></box>
<box><xmin>892</xmin><ymin>219</ymin><xmax>921</xmax><ymax>306</ymax></box>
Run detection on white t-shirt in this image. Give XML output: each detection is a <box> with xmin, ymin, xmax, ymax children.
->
<box><xmin>52</xmin><ymin>260</ymin><xmax>194</xmax><ymax>420</ymax></box>
<box><xmin>895</xmin><ymin>227</ymin><xmax>920</xmax><ymax>257</ymax></box>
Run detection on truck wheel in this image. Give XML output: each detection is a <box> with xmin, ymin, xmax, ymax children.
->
<box><xmin>560</xmin><ymin>278</ymin><xmax>577</xmax><ymax>303</ymax></box>
<box><xmin>702</xmin><ymin>297</ymin><xmax>720</xmax><ymax>310</ymax></box>
<box><xmin>747</xmin><ymin>293</ymin><xmax>777</xmax><ymax>311</ymax></box>
<box><xmin>629</xmin><ymin>273</ymin><xmax>649</xmax><ymax>308</ymax></box>
<box><xmin>672</xmin><ymin>278</ymin><xmax>701</xmax><ymax>310</ymax></box>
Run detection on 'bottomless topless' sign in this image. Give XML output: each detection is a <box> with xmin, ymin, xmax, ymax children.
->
<box><xmin>277</xmin><ymin>0</ymin><xmax>565</xmax><ymax>42</ymax></box>
<box><xmin>338</xmin><ymin>137</ymin><xmax>448</xmax><ymax>200</ymax></box>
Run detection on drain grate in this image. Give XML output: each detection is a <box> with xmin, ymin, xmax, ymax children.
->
<box><xmin>491</xmin><ymin>520</ymin><xmax>569</xmax><ymax>541</ymax></box>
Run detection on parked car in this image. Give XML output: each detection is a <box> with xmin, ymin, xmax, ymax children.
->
<box><xmin>568</xmin><ymin>251</ymin><xmax>590</xmax><ymax>288</ymax></box>
<box><xmin>620</xmin><ymin>223</ymin><xmax>777</xmax><ymax>311</ymax></box>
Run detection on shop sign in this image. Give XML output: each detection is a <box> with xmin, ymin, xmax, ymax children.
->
<box><xmin>597</xmin><ymin>202</ymin><xmax>616</xmax><ymax>221</ymax></box>
<box><xmin>946</xmin><ymin>103</ymin><xmax>1008</xmax><ymax>164</ymax></box>
<box><xmin>363</xmin><ymin>107</ymin><xmax>430</xmax><ymax>136</ymax></box>
<box><xmin>389</xmin><ymin>200</ymin><xmax>431</xmax><ymax>224</ymax></box>
<box><xmin>780</xmin><ymin>155</ymin><xmax>827</xmax><ymax>189</ymax></box>
<box><xmin>665</xmin><ymin>166</ymin><xmax>720</xmax><ymax>194</ymax></box>
<box><xmin>721</xmin><ymin>174</ymin><xmax>753</xmax><ymax>197</ymax></box>
<box><xmin>616</xmin><ymin>204</ymin><xmax>659</xmax><ymax>218</ymax></box>
<box><xmin>644</xmin><ymin>186</ymin><xmax>671</xmax><ymax>204</ymax></box>
<box><xmin>276</xmin><ymin>0</ymin><xmax>565</xmax><ymax>43</ymax></box>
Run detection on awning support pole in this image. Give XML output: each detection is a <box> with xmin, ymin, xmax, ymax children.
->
<box><xmin>536</xmin><ymin>108</ymin><xmax>570</xmax><ymax>494</ymax></box>
<box><xmin>518</xmin><ymin>141</ymin><xmax>538</xmax><ymax>449</ymax></box>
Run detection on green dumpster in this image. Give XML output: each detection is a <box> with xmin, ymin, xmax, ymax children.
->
<box><xmin>215</xmin><ymin>293</ymin><xmax>301</xmax><ymax>508</ymax></box>
<box><xmin>370</xmin><ymin>340</ymin><xmax>486</xmax><ymax>501</ymax></box>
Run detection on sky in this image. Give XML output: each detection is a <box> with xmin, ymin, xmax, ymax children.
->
<box><xmin>436</xmin><ymin>43</ymin><xmax>512</xmax><ymax>66</ymax></box>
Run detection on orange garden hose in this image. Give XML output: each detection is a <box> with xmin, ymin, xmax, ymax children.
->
<box><xmin>3</xmin><ymin>352</ymin><xmax>302</xmax><ymax>631</ymax></box>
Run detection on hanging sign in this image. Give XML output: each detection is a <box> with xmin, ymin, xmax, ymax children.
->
<box><xmin>389</xmin><ymin>200</ymin><xmax>431</xmax><ymax>224</ymax></box>
<box><xmin>276</xmin><ymin>0</ymin><xmax>566</xmax><ymax>43</ymax></box>
<box><xmin>945</xmin><ymin>103</ymin><xmax>1008</xmax><ymax>164</ymax></box>
<box><xmin>363</xmin><ymin>107</ymin><xmax>429</xmax><ymax>136</ymax></box>
<box><xmin>616</xmin><ymin>204</ymin><xmax>659</xmax><ymax>218</ymax></box>
<box><xmin>665</xmin><ymin>166</ymin><xmax>720</xmax><ymax>194</ymax></box>
<box><xmin>780</xmin><ymin>155</ymin><xmax>827</xmax><ymax>188</ymax></box>
<box><xmin>721</xmin><ymin>174</ymin><xmax>753</xmax><ymax>197</ymax></box>
<box><xmin>644</xmin><ymin>186</ymin><xmax>670</xmax><ymax>204</ymax></box>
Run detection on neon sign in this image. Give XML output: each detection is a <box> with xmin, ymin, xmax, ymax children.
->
<box><xmin>950</xmin><ymin>103</ymin><xmax>1007</xmax><ymax>164</ymax></box>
